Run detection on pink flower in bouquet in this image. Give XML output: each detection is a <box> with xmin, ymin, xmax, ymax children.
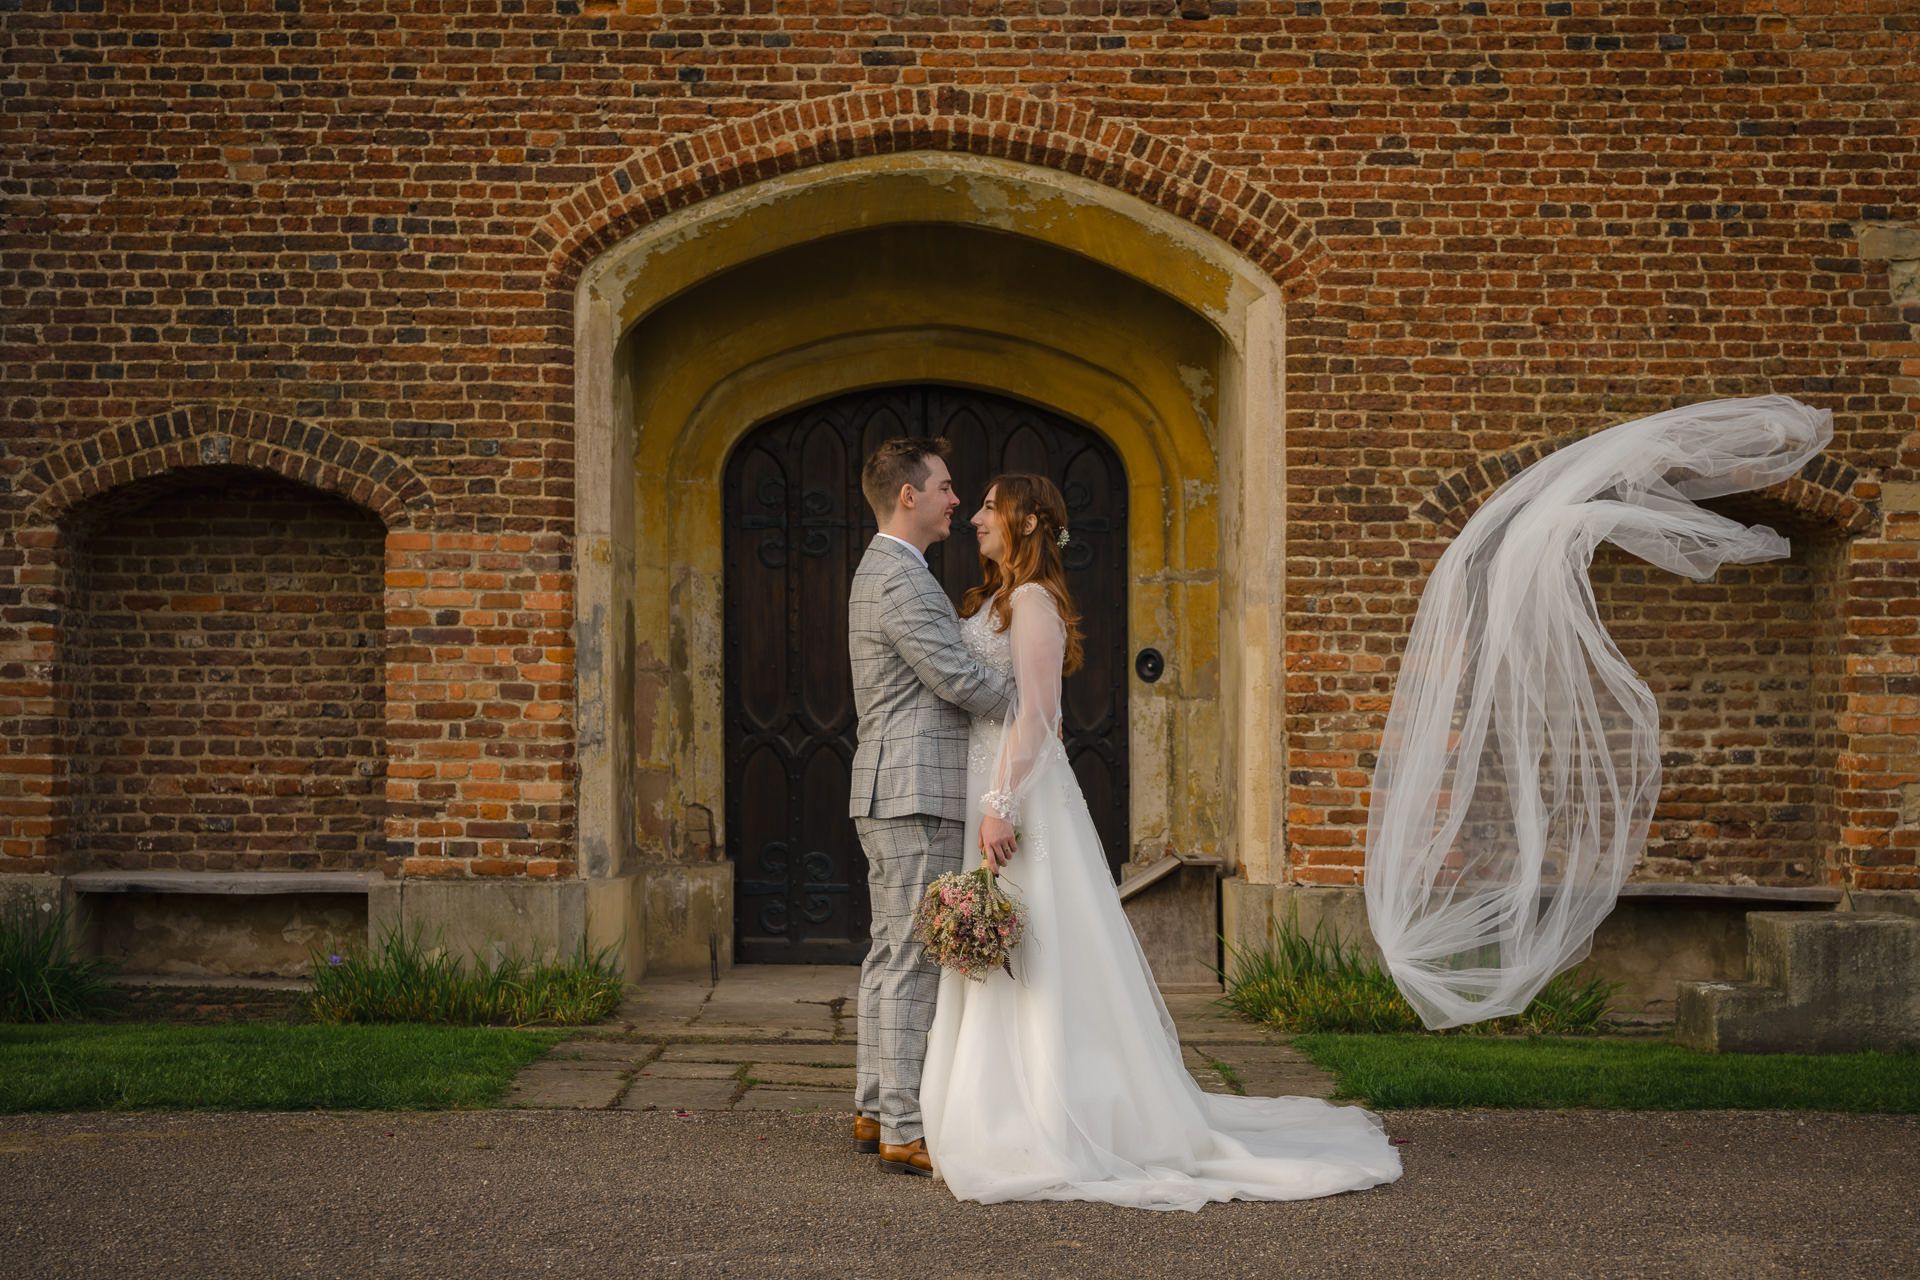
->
<box><xmin>911</xmin><ymin>866</ymin><xmax>1026</xmax><ymax>982</ymax></box>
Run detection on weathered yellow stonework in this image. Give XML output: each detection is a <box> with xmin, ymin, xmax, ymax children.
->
<box><xmin>573</xmin><ymin>153</ymin><xmax>1290</xmax><ymax>976</ymax></box>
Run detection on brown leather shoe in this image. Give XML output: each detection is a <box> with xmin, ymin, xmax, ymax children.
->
<box><xmin>877</xmin><ymin>1136</ymin><xmax>933</xmax><ymax>1178</ymax></box>
<box><xmin>853</xmin><ymin>1114</ymin><xmax>880</xmax><ymax>1154</ymax></box>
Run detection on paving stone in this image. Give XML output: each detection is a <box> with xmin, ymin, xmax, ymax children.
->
<box><xmin>1234</xmin><ymin>1072</ymin><xmax>1336</xmax><ymax>1100</ymax></box>
<box><xmin>1162</xmin><ymin>994</ymin><xmax>1276</xmax><ymax>1046</ymax></box>
<box><xmin>502</xmin><ymin>1065</ymin><xmax>627</xmax><ymax>1110</ymax></box>
<box><xmin>507</xmin><ymin>968</ymin><xmax>1335</xmax><ymax>1111</ymax></box>
<box><xmin>1181</xmin><ymin>1045</ymin><xmax>1230</xmax><ymax>1087</ymax></box>
<box><xmin>655</xmin><ymin>1042</ymin><xmax>853</xmax><ymax>1066</ymax></box>
<box><xmin>691</xmin><ymin>1006</ymin><xmax>842</xmax><ymax>1037</ymax></box>
<box><xmin>1220</xmin><ymin>1044</ymin><xmax>1319</xmax><ymax>1066</ymax></box>
<box><xmin>744</xmin><ymin>1063</ymin><xmax>854</xmax><ymax>1089</ymax></box>
<box><xmin>735</xmin><ymin>1086</ymin><xmax>846</xmax><ymax>1113</ymax></box>
<box><xmin>543</xmin><ymin>1039</ymin><xmax>655</xmax><ymax>1064</ymax></box>
<box><xmin>1182</xmin><ymin>1041</ymin><xmax>1340</xmax><ymax>1098</ymax></box>
<box><xmin>595</xmin><ymin>978</ymin><xmax>712</xmax><ymax>1032</ymax></box>
<box><xmin>686</xmin><ymin>969</ymin><xmax>856</xmax><ymax>1039</ymax></box>
<box><xmin>632</xmin><ymin>1061</ymin><xmax>741</xmax><ymax>1081</ymax></box>
<box><xmin>618</xmin><ymin>1078</ymin><xmax>740</xmax><ymax>1111</ymax></box>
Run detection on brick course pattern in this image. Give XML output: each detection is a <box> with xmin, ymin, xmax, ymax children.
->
<box><xmin>65</xmin><ymin>472</ymin><xmax>386</xmax><ymax>873</ymax></box>
<box><xmin>1</xmin><ymin>2</ymin><xmax>1916</xmax><ymax>890</ymax></box>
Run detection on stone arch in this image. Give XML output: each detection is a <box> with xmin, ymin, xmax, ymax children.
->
<box><xmin>1415</xmin><ymin>432</ymin><xmax>1876</xmax><ymax>537</ymax></box>
<box><xmin>533</xmin><ymin>86</ymin><xmax>1327</xmax><ymax>303</ymax></box>
<box><xmin>561</xmin><ymin>146</ymin><xmax>1294</xmax><ymax>977</ymax></box>
<box><xmin>19</xmin><ymin>405</ymin><xmax>433</xmax><ymax>530</ymax></box>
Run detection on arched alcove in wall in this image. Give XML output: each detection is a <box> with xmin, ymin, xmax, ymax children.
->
<box><xmin>568</xmin><ymin>151</ymin><xmax>1293</xmax><ymax>973</ymax></box>
<box><xmin>55</xmin><ymin>465</ymin><xmax>389</xmax><ymax>876</ymax></box>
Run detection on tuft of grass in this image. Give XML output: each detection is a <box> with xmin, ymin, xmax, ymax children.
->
<box><xmin>1221</xmin><ymin>911</ymin><xmax>1617</xmax><ymax>1036</ymax></box>
<box><xmin>1204</xmin><ymin>1054</ymin><xmax>1245</xmax><ymax>1096</ymax></box>
<box><xmin>0</xmin><ymin>1023</ymin><xmax>561</xmax><ymax>1112</ymax></box>
<box><xmin>0</xmin><ymin>895</ymin><xmax>115</xmax><ymax>1023</ymax></box>
<box><xmin>1296</xmin><ymin>1033</ymin><xmax>1920</xmax><ymax>1112</ymax></box>
<box><xmin>307</xmin><ymin>927</ymin><xmax>623</xmax><ymax>1027</ymax></box>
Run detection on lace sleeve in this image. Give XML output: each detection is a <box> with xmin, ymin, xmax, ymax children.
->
<box><xmin>980</xmin><ymin>584</ymin><xmax>1067</xmax><ymax>824</ymax></box>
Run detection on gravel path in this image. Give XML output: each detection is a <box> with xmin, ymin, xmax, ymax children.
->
<box><xmin>4</xmin><ymin>1107</ymin><xmax>1915</xmax><ymax>1279</ymax></box>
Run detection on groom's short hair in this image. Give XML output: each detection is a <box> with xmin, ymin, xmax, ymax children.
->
<box><xmin>861</xmin><ymin>437</ymin><xmax>952</xmax><ymax>521</ymax></box>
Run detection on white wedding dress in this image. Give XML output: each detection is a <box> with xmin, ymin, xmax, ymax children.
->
<box><xmin>920</xmin><ymin>583</ymin><xmax>1403</xmax><ymax>1210</ymax></box>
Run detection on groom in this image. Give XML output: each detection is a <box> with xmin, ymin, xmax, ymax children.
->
<box><xmin>847</xmin><ymin>437</ymin><xmax>1014</xmax><ymax>1177</ymax></box>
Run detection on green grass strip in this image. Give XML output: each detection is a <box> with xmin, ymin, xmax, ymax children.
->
<box><xmin>0</xmin><ymin>1023</ymin><xmax>563</xmax><ymax>1113</ymax></box>
<box><xmin>1295</xmin><ymin>1033</ymin><xmax>1920</xmax><ymax>1113</ymax></box>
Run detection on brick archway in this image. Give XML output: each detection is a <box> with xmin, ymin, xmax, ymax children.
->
<box><xmin>0</xmin><ymin>406</ymin><xmax>435</xmax><ymax>880</ymax></box>
<box><xmin>17</xmin><ymin>405</ymin><xmax>433</xmax><ymax>530</ymax></box>
<box><xmin>1411</xmin><ymin>419</ymin><xmax>1880</xmax><ymax>895</ymax></box>
<box><xmin>532</xmin><ymin>86</ymin><xmax>1326</xmax><ymax>302</ymax></box>
<box><xmin>1415</xmin><ymin>433</ymin><xmax>1875</xmax><ymax>537</ymax></box>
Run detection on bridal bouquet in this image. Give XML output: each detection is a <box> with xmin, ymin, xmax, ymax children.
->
<box><xmin>912</xmin><ymin>866</ymin><xmax>1025</xmax><ymax>982</ymax></box>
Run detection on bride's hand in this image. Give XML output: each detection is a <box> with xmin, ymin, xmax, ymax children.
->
<box><xmin>980</xmin><ymin>815</ymin><xmax>1017</xmax><ymax>872</ymax></box>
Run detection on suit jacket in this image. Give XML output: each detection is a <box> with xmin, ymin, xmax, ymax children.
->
<box><xmin>847</xmin><ymin>536</ymin><xmax>1015</xmax><ymax>822</ymax></box>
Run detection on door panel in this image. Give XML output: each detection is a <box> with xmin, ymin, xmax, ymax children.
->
<box><xmin>724</xmin><ymin>385</ymin><xmax>1130</xmax><ymax>963</ymax></box>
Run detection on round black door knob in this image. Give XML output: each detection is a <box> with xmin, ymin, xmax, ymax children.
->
<box><xmin>1135</xmin><ymin>648</ymin><xmax>1165</xmax><ymax>683</ymax></box>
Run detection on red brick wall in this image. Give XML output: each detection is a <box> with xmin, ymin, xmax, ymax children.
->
<box><xmin>0</xmin><ymin>2</ymin><xmax>1914</xmax><ymax>888</ymax></box>
<box><xmin>382</xmin><ymin>527</ymin><xmax>576</xmax><ymax>879</ymax></box>
<box><xmin>64</xmin><ymin>471</ymin><xmax>386</xmax><ymax>872</ymax></box>
<box><xmin>1592</xmin><ymin>508</ymin><xmax>1844</xmax><ymax>885</ymax></box>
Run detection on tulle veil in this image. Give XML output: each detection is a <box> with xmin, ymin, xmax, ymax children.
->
<box><xmin>1363</xmin><ymin>394</ymin><xmax>1834</xmax><ymax>1028</ymax></box>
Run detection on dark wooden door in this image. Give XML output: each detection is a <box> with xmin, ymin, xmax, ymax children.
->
<box><xmin>724</xmin><ymin>385</ymin><xmax>1129</xmax><ymax>963</ymax></box>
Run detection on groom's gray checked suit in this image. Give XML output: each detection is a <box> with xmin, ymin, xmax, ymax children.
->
<box><xmin>848</xmin><ymin>534</ymin><xmax>1014</xmax><ymax>1146</ymax></box>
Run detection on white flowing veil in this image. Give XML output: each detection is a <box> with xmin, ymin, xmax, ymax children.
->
<box><xmin>1362</xmin><ymin>395</ymin><xmax>1835</xmax><ymax>1028</ymax></box>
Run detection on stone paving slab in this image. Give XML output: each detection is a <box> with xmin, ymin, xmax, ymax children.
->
<box><xmin>634</xmin><ymin>1061</ymin><xmax>738</xmax><ymax>1081</ymax></box>
<box><xmin>509</xmin><ymin>967</ymin><xmax>1334</xmax><ymax>1112</ymax></box>
<box><xmin>618</xmin><ymin>1078</ymin><xmax>739</xmax><ymax>1111</ymax></box>
<box><xmin>502</xmin><ymin>1065</ymin><xmax>628</xmax><ymax>1110</ymax></box>
<box><xmin>736</xmin><ymin>1086</ymin><xmax>845</xmax><ymax>1112</ymax></box>
<box><xmin>584</xmin><ymin>971</ymin><xmax>856</xmax><ymax>1044</ymax></box>
<box><xmin>1243</xmin><ymin>1075</ymin><xmax>1337</xmax><ymax>1100</ymax></box>
<box><xmin>657</xmin><ymin>1042</ymin><xmax>856</xmax><ymax>1066</ymax></box>
<box><xmin>1165</xmin><ymin>1008</ymin><xmax>1280</xmax><ymax>1047</ymax></box>
<box><xmin>544</xmin><ymin>1039</ymin><xmax>653</xmax><ymax>1063</ymax></box>
<box><xmin>1182</xmin><ymin>1045</ymin><xmax>1239</xmax><ymax>1094</ymax></box>
<box><xmin>745</xmin><ymin>1063</ymin><xmax>854</xmax><ymax>1089</ymax></box>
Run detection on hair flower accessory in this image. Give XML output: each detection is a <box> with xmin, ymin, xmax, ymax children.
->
<box><xmin>1055</xmin><ymin>527</ymin><xmax>1071</xmax><ymax>549</ymax></box>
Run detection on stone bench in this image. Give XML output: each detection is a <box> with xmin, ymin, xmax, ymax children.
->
<box><xmin>1223</xmin><ymin>878</ymin><xmax>1850</xmax><ymax>1021</ymax></box>
<box><xmin>67</xmin><ymin>869</ymin><xmax>378</xmax><ymax>979</ymax></box>
<box><xmin>1615</xmin><ymin>882</ymin><xmax>1843</xmax><ymax>905</ymax></box>
<box><xmin>1589</xmin><ymin>882</ymin><xmax>1842</xmax><ymax>1020</ymax></box>
<box><xmin>69</xmin><ymin>869</ymin><xmax>380</xmax><ymax>897</ymax></box>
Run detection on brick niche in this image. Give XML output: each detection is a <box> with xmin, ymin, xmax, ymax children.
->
<box><xmin>61</xmin><ymin>468</ymin><xmax>386</xmax><ymax>873</ymax></box>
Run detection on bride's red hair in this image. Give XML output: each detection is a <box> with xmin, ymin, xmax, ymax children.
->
<box><xmin>959</xmin><ymin>473</ymin><xmax>1085</xmax><ymax>677</ymax></box>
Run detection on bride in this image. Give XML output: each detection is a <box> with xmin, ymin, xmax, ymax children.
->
<box><xmin>919</xmin><ymin>473</ymin><xmax>1404</xmax><ymax>1211</ymax></box>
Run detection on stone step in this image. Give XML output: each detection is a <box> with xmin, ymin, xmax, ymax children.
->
<box><xmin>1119</xmin><ymin>853</ymin><xmax>1223</xmax><ymax>991</ymax></box>
<box><xmin>1672</xmin><ymin>980</ymin><xmax>1789</xmax><ymax>1053</ymax></box>
<box><xmin>1745</xmin><ymin>910</ymin><xmax>1916</xmax><ymax>1001</ymax></box>
<box><xmin>1674</xmin><ymin>911</ymin><xmax>1920</xmax><ymax>1054</ymax></box>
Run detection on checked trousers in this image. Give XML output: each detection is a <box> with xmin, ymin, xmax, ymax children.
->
<box><xmin>853</xmin><ymin>813</ymin><xmax>962</xmax><ymax>1146</ymax></box>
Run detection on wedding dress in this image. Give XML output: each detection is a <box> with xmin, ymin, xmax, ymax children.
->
<box><xmin>920</xmin><ymin>582</ymin><xmax>1402</xmax><ymax>1210</ymax></box>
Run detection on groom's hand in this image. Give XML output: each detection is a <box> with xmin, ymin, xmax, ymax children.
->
<box><xmin>980</xmin><ymin>815</ymin><xmax>1017</xmax><ymax>871</ymax></box>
